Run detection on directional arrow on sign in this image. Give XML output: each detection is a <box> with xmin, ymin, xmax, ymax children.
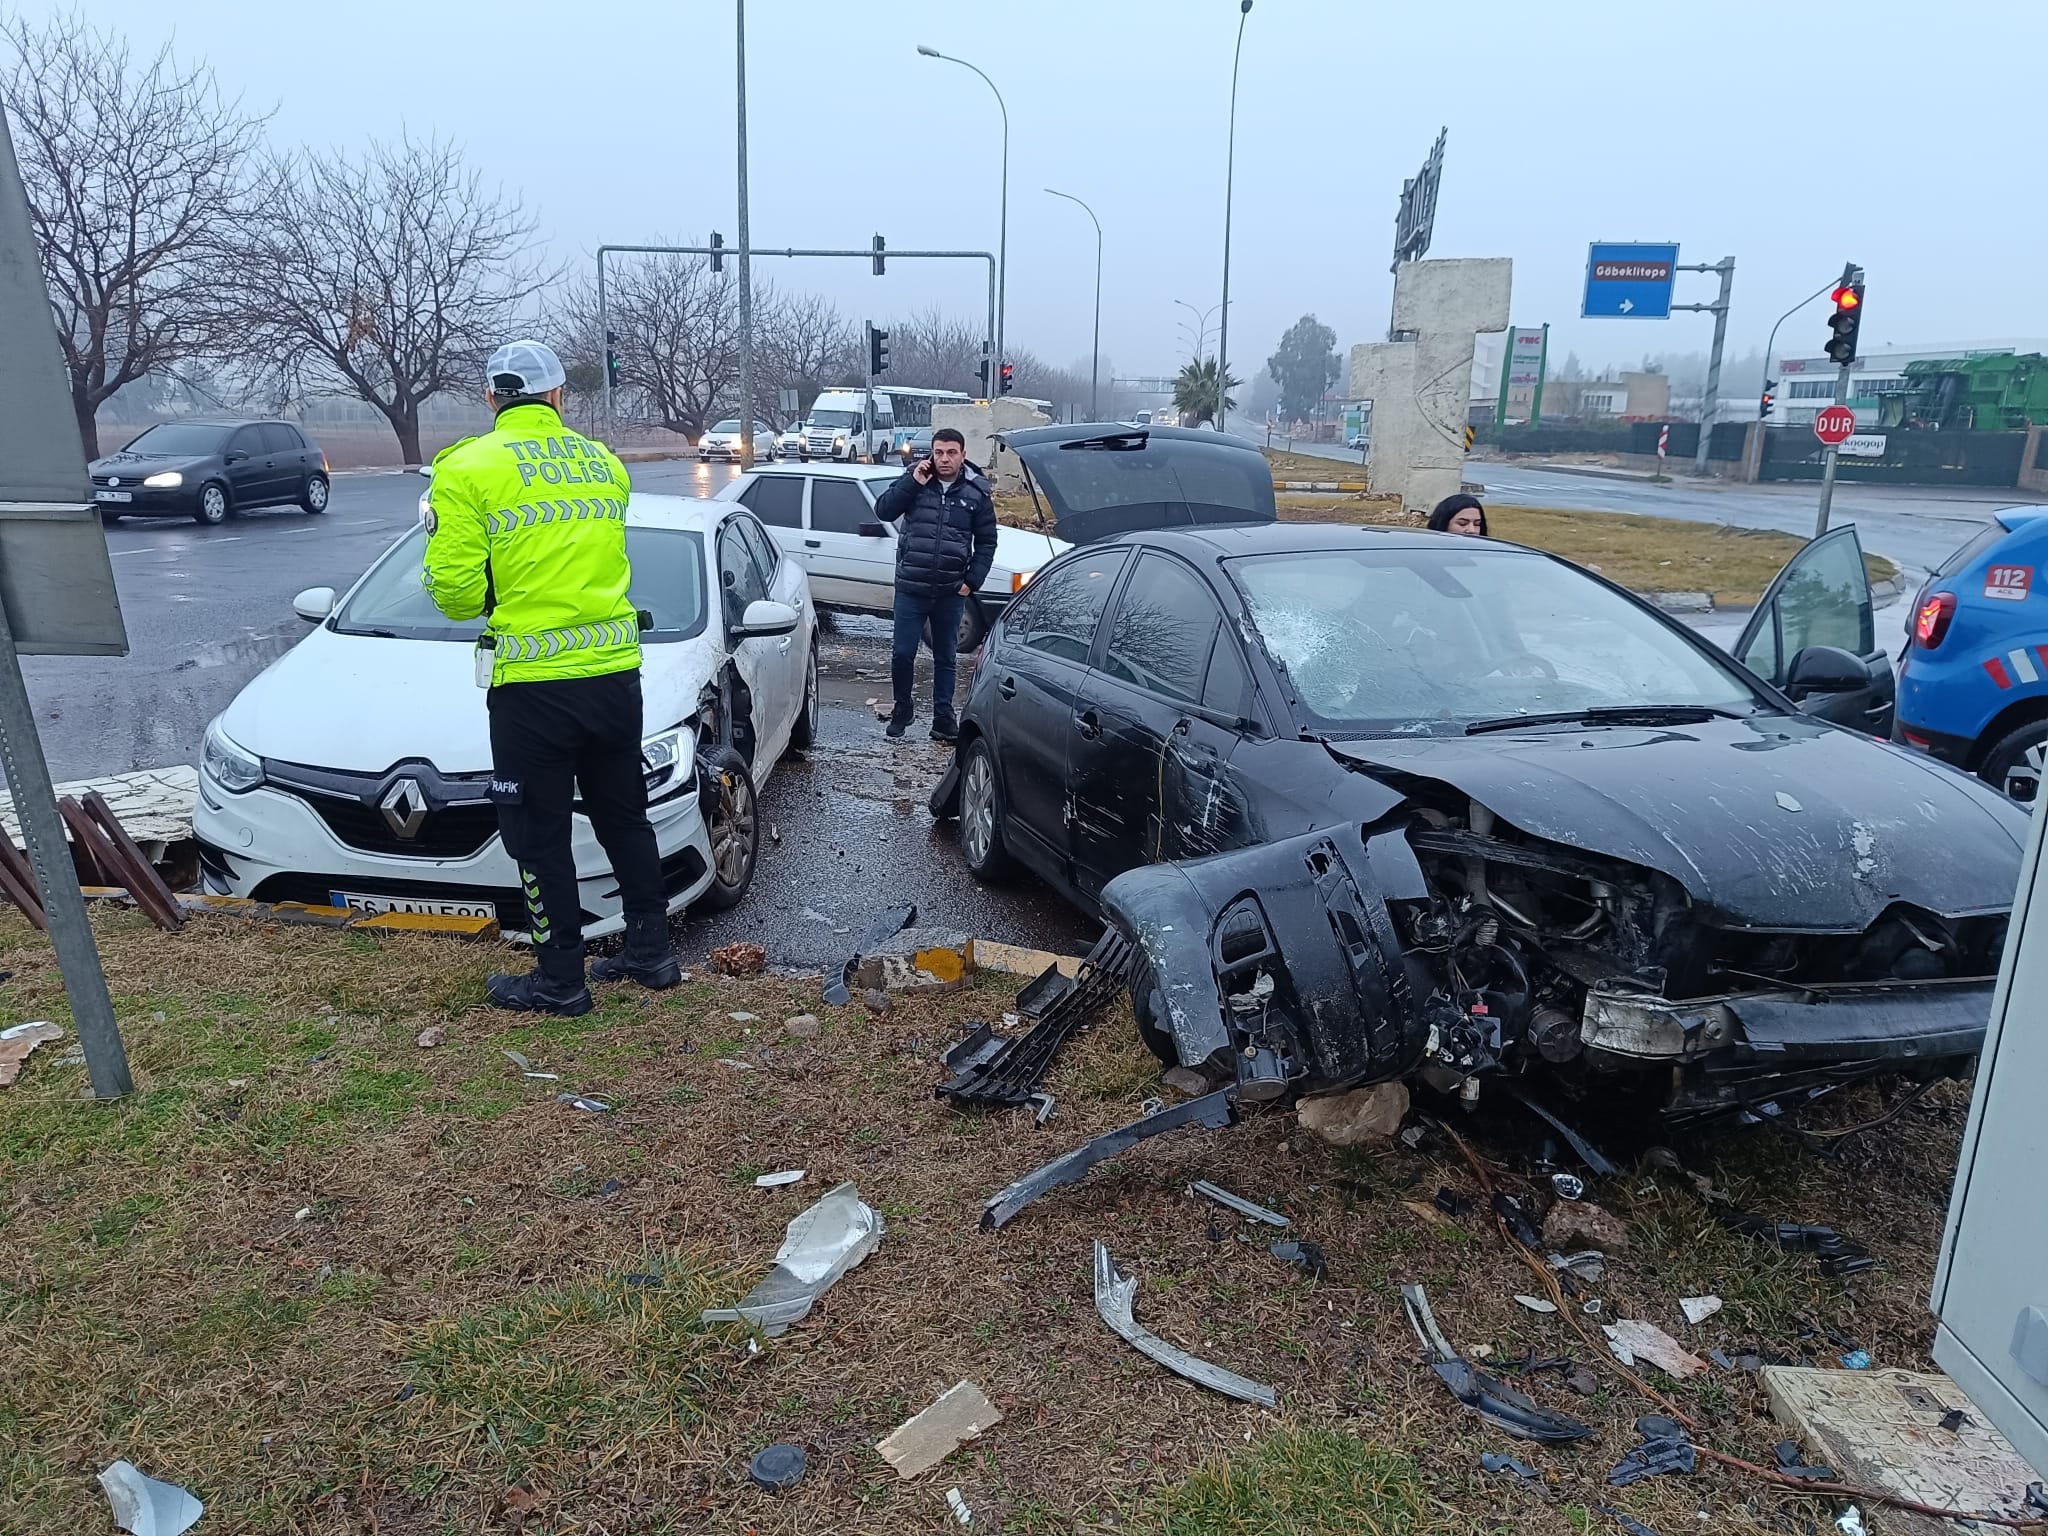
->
<box><xmin>1618</xmin><ymin>298</ymin><xmax>1634</xmax><ymax>313</ymax></box>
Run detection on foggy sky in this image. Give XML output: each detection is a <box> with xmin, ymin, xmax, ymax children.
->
<box><xmin>49</xmin><ymin>0</ymin><xmax>2048</xmax><ymax>382</ymax></box>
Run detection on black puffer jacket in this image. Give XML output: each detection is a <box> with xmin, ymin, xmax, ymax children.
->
<box><xmin>873</xmin><ymin>462</ymin><xmax>998</xmax><ymax>598</ymax></box>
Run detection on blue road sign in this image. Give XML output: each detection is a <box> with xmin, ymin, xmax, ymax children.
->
<box><xmin>1583</xmin><ymin>242</ymin><xmax>1679</xmax><ymax>319</ymax></box>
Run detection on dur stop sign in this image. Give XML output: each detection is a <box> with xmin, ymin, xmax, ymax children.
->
<box><xmin>1813</xmin><ymin>404</ymin><xmax>1857</xmax><ymax>446</ymax></box>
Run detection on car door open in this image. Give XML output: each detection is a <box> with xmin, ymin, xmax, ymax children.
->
<box><xmin>1735</xmin><ymin>524</ymin><xmax>1895</xmax><ymax>735</ymax></box>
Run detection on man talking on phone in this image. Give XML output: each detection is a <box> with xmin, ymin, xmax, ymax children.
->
<box><xmin>871</xmin><ymin>426</ymin><xmax>996</xmax><ymax>741</ymax></box>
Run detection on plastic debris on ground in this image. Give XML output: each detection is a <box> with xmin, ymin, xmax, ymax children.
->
<box><xmin>1548</xmin><ymin>1249</ymin><xmax>1608</xmax><ymax>1284</ymax></box>
<box><xmin>936</xmin><ymin>930</ymin><xmax>1133</xmax><ymax>1108</ymax></box>
<box><xmin>1189</xmin><ymin>1179</ymin><xmax>1289</xmax><ymax>1228</ymax></box>
<box><xmin>1402</xmin><ymin>1283</ymin><xmax>1593</xmax><ymax>1443</ymax></box>
<box><xmin>755</xmin><ymin>1170</ymin><xmax>805</xmax><ymax>1188</ymax></box>
<box><xmin>1494</xmin><ymin>1193</ymin><xmax>1543</xmax><ymax>1250</ymax></box>
<box><xmin>1835</xmin><ymin>1506</ymin><xmax>1867</xmax><ymax>1536</ymax></box>
<box><xmin>99</xmin><ymin>1461</ymin><xmax>203</xmax><ymax>1536</ymax></box>
<box><xmin>1938</xmin><ymin>1408</ymin><xmax>1973</xmax><ymax>1434</ymax></box>
<box><xmin>875</xmin><ymin>1380</ymin><xmax>1004</xmax><ymax>1479</ymax></box>
<box><xmin>1840</xmin><ymin>1349</ymin><xmax>1872</xmax><ymax>1369</ymax></box>
<box><xmin>1269</xmin><ymin>1239</ymin><xmax>1328</xmax><ymax>1281</ymax></box>
<box><xmin>1482</xmin><ymin>1452</ymin><xmax>1539</xmax><ymax>1479</ymax></box>
<box><xmin>980</xmin><ymin>1090</ymin><xmax>1236</xmax><ymax>1230</ymax></box>
<box><xmin>2025</xmin><ymin>1481</ymin><xmax>2048</xmax><ymax>1515</ymax></box>
<box><xmin>747</xmin><ymin>1443</ymin><xmax>806</xmax><ymax>1493</ymax></box>
<box><xmin>1434</xmin><ymin>1187</ymin><xmax>1473</xmax><ymax>1219</ymax></box>
<box><xmin>0</xmin><ymin>1021</ymin><xmax>64</xmax><ymax>1088</ymax></box>
<box><xmin>1597</xmin><ymin>1504</ymin><xmax>1662</xmax><ymax>1536</ymax></box>
<box><xmin>1608</xmin><ymin>1415</ymin><xmax>1697</xmax><ymax>1485</ymax></box>
<box><xmin>1514</xmin><ymin>1294</ymin><xmax>1559</xmax><ymax>1314</ymax></box>
<box><xmin>501</xmin><ymin>1048</ymin><xmax>558</xmax><ymax>1080</ymax></box>
<box><xmin>1772</xmin><ymin>1439</ymin><xmax>1838</xmax><ymax>1481</ymax></box>
<box><xmin>1097</xmin><ymin>1242</ymin><xmax>1276</xmax><ymax>1406</ymax></box>
<box><xmin>946</xmin><ymin>1487</ymin><xmax>973</xmax><ymax>1525</ymax></box>
<box><xmin>1603</xmin><ymin>1320</ymin><xmax>1708</xmax><ymax>1379</ymax></box>
<box><xmin>1679</xmin><ymin>1295</ymin><xmax>1722</xmax><ymax>1325</ymax></box>
<box><xmin>823</xmin><ymin>904</ymin><xmax>916</xmax><ymax>1006</ymax></box>
<box><xmin>556</xmin><ymin>1092</ymin><xmax>611</xmax><ymax>1113</ymax></box>
<box><xmin>702</xmin><ymin>1182</ymin><xmax>885</xmax><ymax>1337</ymax></box>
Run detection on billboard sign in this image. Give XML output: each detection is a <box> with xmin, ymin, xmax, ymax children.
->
<box><xmin>1506</xmin><ymin>328</ymin><xmax>1547</xmax><ymax>389</ymax></box>
<box><xmin>1391</xmin><ymin>128</ymin><xmax>1447</xmax><ymax>274</ymax></box>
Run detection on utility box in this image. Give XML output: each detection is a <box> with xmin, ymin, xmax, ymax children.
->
<box><xmin>1931</xmin><ymin>797</ymin><xmax>2048</xmax><ymax>1478</ymax></box>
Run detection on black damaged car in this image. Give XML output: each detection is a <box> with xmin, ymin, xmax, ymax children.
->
<box><xmin>932</xmin><ymin>424</ymin><xmax>2024</xmax><ymax>1130</ymax></box>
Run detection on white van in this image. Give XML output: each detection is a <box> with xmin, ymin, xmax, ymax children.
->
<box><xmin>801</xmin><ymin>390</ymin><xmax>892</xmax><ymax>463</ymax></box>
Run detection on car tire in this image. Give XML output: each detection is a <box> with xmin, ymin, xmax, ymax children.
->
<box><xmin>957</xmin><ymin>737</ymin><xmax>1013</xmax><ymax>883</ymax></box>
<box><xmin>193</xmin><ymin>482</ymin><xmax>230</xmax><ymax>526</ymax></box>
<box><xmin>98</xmin><ymin>507</ymin><xmax>121</xmax><ymax>525</ymax></box>
<box><xmin>695</xmin><ymin>744</ymin><xmax>760</xmax><ymax>911</ymax></box>
<box><xmin>788</xmin><ymin>639</ymin><xmax>820</xmax><ymax>752</ymax></box>
<box><xmin>1978</xmin><ymin>719</ymin><xmax>2048</xmax><ymax>803</ymax></box>
<box><xmin>1128</xmin><ymin>955</ymin><xmax>1180</xmax><ymax>1068</ymax></box>
<box><xmin>301</xmin><ymin>473</ymin><xmax>330</xmax><ymax>514</ymax></box>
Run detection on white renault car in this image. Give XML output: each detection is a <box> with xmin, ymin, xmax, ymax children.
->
<box><xmin>193</xmin><ymin>495</ymin><xmax>820</xmax><ymax>939</ymax></box>
<box><xmin>714</xmin><ymin>462</ymin><xmax>1068</xmax><ymax>651</ymax></box>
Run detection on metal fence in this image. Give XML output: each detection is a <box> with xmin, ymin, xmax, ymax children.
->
<box><xmin>1759</xmin><ymin>427</ymin><xmax>2028</xmax><ymax>487</ymax></box>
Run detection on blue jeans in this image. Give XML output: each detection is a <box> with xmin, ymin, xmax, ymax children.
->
<box><xmin>891</xmin><ymin>586</ymin><xmax>965</xmax><ymax>722</ymax></box>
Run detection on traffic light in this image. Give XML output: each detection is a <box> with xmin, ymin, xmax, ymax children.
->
<box><xmin>976</xmin><ymin>358</ymin><xmax>991</xmax><ymax>397</ymax></box>
<box><xmin>605</xmin><ymin>329</ymin><xmax>620</xmax><ymax>387</ymax></box>
<box><xmin>709</xmin><ymin>231</ymin><xmax>724</xmax><ymax>274</ymax></box>
<box><xmin>1759</xmin><ymin>380</ymin><xmax>1776</xmax><ymax>420</ymax></box>
<box><xmin>871</xmin><ymin>234</ymin><xmax>885</xmax><ymax>276</ymax></box>
<box><xmin>1824</xmin><ymin>270</ymin><xmax>1865</xmax><ymax>366</ymax></box>
<box><xmin>868</xmin><ymin>325</ymin><xmax>889</xmax><ymax>377</ymax></box>
<box><xmin>999</xmin><ymin>361</ymin><xmax>1014</xmax><ymax>395</ymax></box>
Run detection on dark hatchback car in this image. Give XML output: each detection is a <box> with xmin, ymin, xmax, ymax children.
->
<box><xmin>90</xmin><ymin>419</ymin><xmax>330</xmax><ymax>525</ymax></box>
<box><xmin>932</xmin><ymin>424</ymin><xmax>2024</xmax><ymax>1128</ymax></box>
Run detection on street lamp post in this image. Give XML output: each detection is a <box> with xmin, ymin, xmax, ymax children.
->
<box><xmin>735</xmin><ymin>0</ymin><xmax>754</xmax><ymax>466</ymax></box>
<box><xmin>1215</xmin><ymin>0</ymin><xmax>1252</xmax><ymax>434</ymax></box>
<box><xmin>919</xmin><ymin>45</ymin><xmax>1007</xmax><ymax>384</ymax></box>
<box><xmin>1045</xmin><ymin>188</ymin><xmax>1101</xmax><ymax>419</ymax></box>
<box><xmin>1174</xmin><ymin>298</ymin><xmax>1222</xmax><ymax>365</ymax></box>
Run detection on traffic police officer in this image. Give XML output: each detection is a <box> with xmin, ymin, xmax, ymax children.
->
<box><xmin>424</xmin><ymin>339</ymin><xmax>680</xmax><ymax>1015</ymax></box>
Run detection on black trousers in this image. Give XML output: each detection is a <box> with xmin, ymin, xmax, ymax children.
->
<box><xmin>487</xmin><ymin>669</ymin><xmax>665</xmax><ymax>978</ymax></box>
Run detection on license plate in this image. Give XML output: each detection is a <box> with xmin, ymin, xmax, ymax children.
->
<box><xmin>95</xmin><ymin>490</ymin><xmax>132</xmax><ymax>503</ymax></box>
<box><xmin>329</xmin><ymin>891</ymin><xmax>496</xmax><ymax>920</ymax></box>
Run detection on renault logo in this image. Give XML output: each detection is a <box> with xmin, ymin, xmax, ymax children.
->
<box><xmin>380</xmin><ymin>778</ymin><xmax>428</xmax><ymax>840</ymax></box>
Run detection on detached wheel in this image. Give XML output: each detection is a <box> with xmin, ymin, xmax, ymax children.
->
<box><xmin>788</xmin><ymin>639</ymin><xmax>820</xmax><ymax>751</ymax></box>
<box><xmin>957</xmin><ymin>738</ymin><xmax>1013</xmax><ymax>883</ymax></box>
<box><xmin>301</xmin><ymin>473</ymin><xmax>330</xmax><ymax>513</ymax></box>
<box><xmin>193</xmin><ymin>483</ymin><xmax>230</xmax><ymax>525</ymax></box>
<box><xmin>695</xmin><ymin>745</ymin><xmax>760</xmax><ymax>911</ymax></box>
<box><xmin>1979</xmin><ymin>720</ymin><xmax>2048</xmax><ymax>804</ymax></box>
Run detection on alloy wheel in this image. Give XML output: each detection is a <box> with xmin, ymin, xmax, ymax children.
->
<box><xmin>962</xmin><ymin>752</ymin><xmax>996</xmax><ymax>867</ymax></box>
<box><xmin>709</xmin><ymin>767</ymin><xmax>757</xmax><ymax>889</ymax></box>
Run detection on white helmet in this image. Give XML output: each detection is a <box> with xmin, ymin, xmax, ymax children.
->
<box><xmin>485</xmin><ymin>338</ymin><xmax>566</xmax><ymax>397</ymax></box>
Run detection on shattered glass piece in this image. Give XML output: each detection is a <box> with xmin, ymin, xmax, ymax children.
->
<box><xmin>556</xmin><ymin>1092</ymin><xmax>610</xmax><ymax>1112</ymax></box>
<box><xmin>98</xmin><ymin>1461</ymin><xmax>203</xmax><ymax>1536</ymax></box>
<box><xmin>1514</xmin><ymin>1294</ymin><xmax>1559</xmax><ymax>1314</ymax></box>
<box><xmin>702</xmin><ymin>1182</ymin><xmax>885</xmax><ymax>1336</ymax></box>
<box><xmin>1709</xmin><ymin>1348</ymin><xmax>1734</xmax><ymax>1370</ymax></box>
<box><xmin>1777</xmin><ymin>792</ymin><xmax>1804</xmax><ymax>813</ymax></box>
<box><xmin>755</xmin><ymin>1170</ymin><xmax>806</xmax><ymax>1188</ymax></box>
<box><xmin>1095</xmin><ymin>1241</ymin><xmax>1276</xmax><ymax>1406</ymax></box>
<box><xmin>1269</xmin><ymin>1239</ymin><xmax>1328</xmax><ymax>1281</ymax></box>
<box><xmin>1482</xmin><ymin>1452</ymin><xmax>1539</xmax><ymax>1479</ymax></box>
<box><xmin>1680</xmin><ymin>1296</ymin><xmax>1722</xmax><ymax>1325</ymax></box>
<box><xmin>1432</xmin><ymin>1359</ymin><xmax>1596</xmax><ymax>1443</ymax></box>
<box><xmin>1190</xmin><ymin>1179</ymin><xmax>1289</xmax><ymax>1228</ymax></box>
<box><xmin>1836</xmin><ymin>1507</ymin><xmax>1867</xmax><ymax>1536</ymax></box>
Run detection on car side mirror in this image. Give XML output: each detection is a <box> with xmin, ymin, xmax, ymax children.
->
<box><xmin>292</xmin><ymin>586</ymin><xmax>337</xmax><ymax>622</ymax></box>
<box><xmin>224</xmin><ymin>450</ymin><xmax>249</xmax><ymax>464</ymax></box>
<box><xmin>1786</xmin><ymin>644</ymin><xmax>1867</xmax><ymax>699</ymax></box>
<box><xmin>732</xmin><ymin>598</ymin><xmax>799</xmax><ymax>639</ymax></box>
<box><xmin>857</xmin><ymin>521</ymin><xmax>888</xmax><ymax>538</ymax></box>
<box><xmin>417</xmin><ymin>465</ymin><xmax>433</xmax><ymax>479</ymax></box>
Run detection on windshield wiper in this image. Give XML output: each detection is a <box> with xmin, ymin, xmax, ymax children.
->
<box><xmin>1464</xmin><ymin>705</ymin><xmax>1743</xmax><ymax>736</ymax></box>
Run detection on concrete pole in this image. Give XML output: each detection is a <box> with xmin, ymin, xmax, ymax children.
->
<box><xmin>1692</xmin><ymin>256</ymin><xmax>1734</xmax><ymax>475</ymax></box>
<box><xmin>1814</xmin><ymin>358</ymin><xmax>1855</xmax><ymax>537</ymax></box>
<box><xmin>1046</xmin><ymin>189</ymin><xmax>1101</xmax><ymax>418</ymax></box>
<box><xmin>734</xmin><ymin>0</ymin><xmax>755</xmax><ymax>467</ymax></box>
<box><xmin>1216</xmin><ymin>0</ymin><xmax>1252</xmax><ymax>433</ymax></box>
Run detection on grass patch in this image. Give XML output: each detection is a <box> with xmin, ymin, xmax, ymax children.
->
<box><xmin>1145</xmin><ymin>1431</ymin><xmax>1457</xmax><ymax>1536</ymax></box>
<box><xmin>1266</xmin><ymin>446</ymin><xmax>1368</xmax><ymax>482</ymax></box>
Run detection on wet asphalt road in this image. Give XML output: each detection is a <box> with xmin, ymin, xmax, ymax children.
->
<box><xmin>22</xmin><ymin>457</ymin><xmax>1098</xmax><ymax>965</ymax></box>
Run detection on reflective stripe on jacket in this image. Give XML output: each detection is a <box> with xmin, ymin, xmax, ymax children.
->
<box><xmin>422</xmin><ymin>403</ymin><xmax>639</xmax><ymax>685</ymax></box>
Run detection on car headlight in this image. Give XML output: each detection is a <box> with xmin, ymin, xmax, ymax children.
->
<box><xmin>202</xmin><ymin>719</ymin><xmax>263</xmax><ymax>794</ymax></box>
<box><xmin>834</xmin><ymin>435</ymin><xmax>847</xmax><ymax>446</ymax></box>
<box><xmin>142</xmin><ymin>471</ymin><xmax>183</xmax><ymax>488</ymax></box>
<box><xmin>641</xmin><ymin>725</ymin><xmax>695</xmax><ymax>799</ymax></box>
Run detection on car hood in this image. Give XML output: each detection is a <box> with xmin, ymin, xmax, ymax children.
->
<box><xmin>1327</xmin><ymin>713</ymin><xmax>2026</xmax><ymax>929</ymax></box>
<box><xmin>219</xmin><ymin>624</ymin><xmax>714</xmax><ymax>775</ymax></box>
<box><xmin>1001</xmin><ymin>422</ymin><xmax>1277</xmax><ymax>544</ymax></box>
<box><xmin>990</xmin><ymin>521</ymin><xmax>1067</xmax><ymax>577</ymax></box>
<box><xmin>90</xmin><ymin>451</ymin><xmax>211</xmax><ymax>475</ymax></box>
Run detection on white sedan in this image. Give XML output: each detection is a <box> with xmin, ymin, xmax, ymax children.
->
<box><xmin>714</xmin><ymin>462</ymin><xmax>1068</xmax><ymax>651</ymax></box>
<box><xmin>192</xmin><ymin>495</ymin><xmax>820</xmax><ymax>939</ymax></box>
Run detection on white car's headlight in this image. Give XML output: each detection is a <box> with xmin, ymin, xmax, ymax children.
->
<box><xmin>202</xmin><ymin>719</ymin><xmax>263</xmax><ymax>793</ymax></box>
<box><xmin>417</xmin><ymin>489</ymin><xmax>433</xmax><ymax>523</ymax></box>
<box><xmin>142</xmin><ymin>471</ymin><xmax>183</xmax><ymax>488</ymax></box>
<box><xmin>641</xmin><ymin>725</ymin><xmax>695</xmax><ymax>799</ymax></box>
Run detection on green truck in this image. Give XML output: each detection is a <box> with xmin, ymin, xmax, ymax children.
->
<box><xmin>1881</xmin><ymin>353</ymin><xmax>2048</xmax><ymax>431</ymax></box>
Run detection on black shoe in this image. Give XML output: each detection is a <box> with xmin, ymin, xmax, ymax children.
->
<box><xmin>590</xmin><ymin>947</ymin><xmax>682</xmax><ymax>989</ymax></box>
<box><xmin>485</xmin><ymin>969</ymin><xmax>593</xmax><ymax>1016</ymax></box>
<box><xmin>884</xmin><ymin>705</ymin><xmax>913</xmax><ymax>739</ymax></box>
<box><xmin>930</xmin><ymin>715</ymin><xmax>959</xmax><ymax>743</ymax></box>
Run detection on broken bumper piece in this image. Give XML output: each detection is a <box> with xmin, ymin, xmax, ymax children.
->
<box><xmin>937</xmin><ymin>930</ymin><xmax>1133</xmax><ymax>1108</ymax></box>
<box><xmin>1404</xmin><ymin>1283</ymin><xmax>1592</xmax><ymax>1443</ymax></box>
<box><xmin>1094</xmin><ymin>1240</ymin><xmax>1276</xmax><ymax>1407</ymax></box>
<box><xmin>981</xmin><ymin>1090</ymin><xmax>1237</xmax><ymax>1230</ymax></box>
<box><xmin>701</xmin><ymin>1182</ymin><xmax>885</xmax><ymax>1335</ymax></box>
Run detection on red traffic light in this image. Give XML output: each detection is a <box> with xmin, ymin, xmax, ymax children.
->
<box><xmin>1831</xmin><ymin>284</ymin><xmax>1862</xmax><ymax>310</ymax></box>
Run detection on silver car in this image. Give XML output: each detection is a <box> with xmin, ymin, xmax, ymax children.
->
<box><xmin>697</xmin><ymin>419</ymin><xmax>779</xmax><ymax>462</ymax></box>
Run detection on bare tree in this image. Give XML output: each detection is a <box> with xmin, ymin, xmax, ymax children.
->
<box><xmin>886</xmin><ymin>306</ymin><xmax>988</xmax><ymax>395</ymax></box>
<box><xmin>1</xmin><ymin>13</ymin><xmax>267</xmax><ymax>456</ymax></box>
<box><xmin>232</xmin><ymin>136</ymin><xmax>553</xmax><ymax>463</ymax></box>
<box><xmin>562</xmin><ymin>250</ymin><xmax>743</xmax><ymax>439</ymax></box>
<box><xmin>757</xmin><ymin>290</ymin><xmax>858</xmax><ymax>423</ymax></box>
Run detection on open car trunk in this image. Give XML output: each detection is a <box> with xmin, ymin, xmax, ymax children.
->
<box><xmin>999</xmin><ymin>423</ymin><xmax>1278</xmax><ymax>545</ymax></box>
